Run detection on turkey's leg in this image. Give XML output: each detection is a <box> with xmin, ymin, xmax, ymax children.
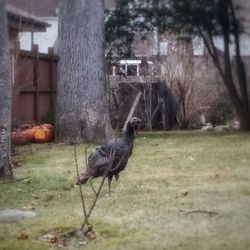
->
<box><xmin>108</xmin><ymin>176</ymin><xmax>113</xmax><ymax>196</ymax></box>
<box><xmin>89</xmin><ymin>179</ymin><xmax>97</xmax><ymax>195</ymax></box>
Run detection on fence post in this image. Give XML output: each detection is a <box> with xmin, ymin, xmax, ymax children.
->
<box><xmin>12</xmin><ymin>41</ymin><xmax>19</xmax><ymax>87</ymax></box>
<box><xmin>48</xmin><ymin>47</ymin><xmax>56</xmax><ymax>124</ymax></box>
<box><xmin>32</xmin><ymin>44</ymin><xmax>39</xmax><ymax>124</ymax></box>
<box><xmin>11</xmin><ymin>41</ymin><xmax>21</xmax><ymax>127</ymax></box>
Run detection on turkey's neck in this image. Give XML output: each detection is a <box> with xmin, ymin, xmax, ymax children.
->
<box><xmin>124</xmin><ymin>124</ymin><xmax>135</xmax><ymax>142</ymax></box>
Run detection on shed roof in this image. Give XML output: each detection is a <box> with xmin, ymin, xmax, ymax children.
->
<box><xmin>7</xmin><ymin>4</ymin><xmax>50</xmax><ymax>32</ymax></box>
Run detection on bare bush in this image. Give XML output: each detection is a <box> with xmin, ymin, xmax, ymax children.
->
<box><xmin>159</xmin><ymin>37</ymin><xmax>232</xmax><ymax>128</ymax></box>
<box><xmin>169</xmin><ymin>63</ymin><xmax>222</xmax><ymax>128</ymax></box>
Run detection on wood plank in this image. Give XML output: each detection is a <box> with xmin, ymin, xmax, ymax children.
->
<box><xmin>32</xmin><ymin>45</ymin><xmax>39</xmax><ymax>123</ymax></box>
<box><xmin>17</xmin><ymin>50</ymin><xmax>59</xmax><ymax>61</ymax></box>
<box><xmin>49</xmin><ymin>47</ymin><xmax>56</xmax><ymax>123</ymax></box>
<box><xmin>122</xmin><ymin>91</ymin><xmax>142</xmax><ymax>131</ymax></box>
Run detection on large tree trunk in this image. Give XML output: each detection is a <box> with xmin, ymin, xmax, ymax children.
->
<box><xmin>0</xmin><ymin>0</ymin><xmax>13</xmax><ymax>178</ymax></box>
<box><xmin>229</xmin><ymin>0</ymin><xmax>250</xmax><ymax>130</ymax></box>
<box><xmin>202</xmin><ymin>0</ymin><xmax>250</xmax><ymax>131</ymax></box>
<box><xmin>221</xmin><ymin>0</ymin><xmax>250</xmax><ymax>130</ymax></box>
<box><xmin>56</xmin><ymin>0</ymin><xmax>113</xmax><ymax>143</ymax></box>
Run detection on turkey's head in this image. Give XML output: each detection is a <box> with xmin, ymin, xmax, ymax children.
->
<box><xmin>125</xmin><ymin>117</ymin><xmax>141</xmax><ymax>137</ymax></box>
<box><xmin>129</xmin><ymin>117</ymin><xmax>141</xmax><ymax>127</ymax></box>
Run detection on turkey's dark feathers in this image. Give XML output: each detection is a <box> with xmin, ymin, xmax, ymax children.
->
<box><xmin>87</xmin><ymin>137</ymin><xmax>133</xmax><ymax>177</ymax></box>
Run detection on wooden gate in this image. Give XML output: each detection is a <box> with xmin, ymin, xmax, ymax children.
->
<box><xmin>11</xmin><ymin>43</ymin><xmax>58</xmax><ymax>127</ymax></box>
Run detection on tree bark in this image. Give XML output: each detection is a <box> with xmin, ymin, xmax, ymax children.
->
<box><xmin>0</xmin><ymin>0</ymin><xmax>13</xmax><ymax>178</ymax></box>
<box><xmin>56</xmin><ymin>0</ymin><xmax>113</xmax><ymax>143</ymax></box>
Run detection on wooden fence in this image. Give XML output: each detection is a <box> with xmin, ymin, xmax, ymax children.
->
<box><xmin>11</xmin><ymin>43</ymin><xmax>58</xmax><ymax>127</ymax></box>
<box><xmin>11</xmin><ymin>44</ymin><xmax>178</xmax><ymax>130</ymax></box>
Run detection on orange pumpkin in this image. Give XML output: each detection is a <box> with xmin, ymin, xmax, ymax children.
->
<box><xmin>22</xmin><ymin>126</ymin><xmax>40</xmax><ymax>141</ymax></box>
<box><xmin>12</xmin><ymin>131</ymin><xmax>29</xmax><ymax>145</ymax></box>
<box><xmin>41</xmin><ymin>123</ymin><xmax>54</xmax><ymax>130</ymax></box>
<box><xmin>34</xmin><ymin>127</ymin><xmax>53</xmax><ymax>143</ymax></box>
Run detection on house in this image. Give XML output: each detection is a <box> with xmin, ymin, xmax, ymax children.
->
<box><xmin>7</xmin><ymin>0</ymin><xmax>58</xmax><ymax>53</ymax></box>
<box><xmin>7</xmin><ymin>0</ymin><xmax>116</xmax><ymax>53</ymax></box>
<box><xmin>7</xmin><ymin>3</ymin><xmax>50</xmax><ymax>88</ymax></box>
<box><xmin>7</xmin><ymin>4</ymin><xmax>50</xmax><ymax>50</ymax></box>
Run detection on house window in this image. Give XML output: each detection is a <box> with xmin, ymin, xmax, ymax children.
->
<box><xmin>120</xmin><ymin>60</ymin><xmax>141</xmax><ymax>76</ymax></box>
<box><xmin>121</xmin><ymin>64</ymin><xmax>138</xmax><ymax>76</ymax></box>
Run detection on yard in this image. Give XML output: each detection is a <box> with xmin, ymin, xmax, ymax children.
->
<box><xmin>0</xmin><ymin>131</ymin><xmax>250</xmax><ymax>250</ymax></box>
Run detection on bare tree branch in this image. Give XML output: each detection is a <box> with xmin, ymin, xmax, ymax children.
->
<box><xmin>74</xmin><ymin>144</ymin><xmax>89</xmax><ymax>226</ymax></box>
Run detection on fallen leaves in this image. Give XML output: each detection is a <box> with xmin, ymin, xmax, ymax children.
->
<box><xmin>84</xmin><ymin>230</ymin><xmax>97</xmax><ymax>240</ymax></box>
<box><xmin>41</xmin><ymin>233</ymin><xmax>64</xmax><ymax>247</ymax></box>
<box><xmin>12</xmin><ymin>159</ymin><xmax>22</xmax><ymax>168</ymax></box>
<box><xmin>41</xmin><ymin>227</ymin><xmax>97</xmax><ymax>248</ymax></box>
<box><xmin>63</xmin><ymin>183</ymin><xmax>74</xmax><ymax>191</ymax></box>
<box><xmin>17</xmin><ymin>233</ymin><xmax>29</xmax><ymax>240</ymax></box>
<box><xmin>44</xmin><ymin>194</ymin><xmax>54</xmax><ymax>202</ymax></box>
<box><xmin>31</xmin><ymin>194</ymin><xmax>39</xmax><ymax>199</ymax></box>
<box><xmin>181</xmin><ymin>190</ymin><xmax>189</xmax><ymax>196</ymax></box>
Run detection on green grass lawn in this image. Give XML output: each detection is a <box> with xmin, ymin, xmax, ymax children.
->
<box><xmin>1</xmin><ymin>131</ymin><xmax>250</xmax><ymax>250</ymax></box>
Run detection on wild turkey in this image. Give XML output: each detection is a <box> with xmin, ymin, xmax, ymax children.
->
<box><xmin>76</xmin><ymin>117</ymin><xmax>141</xmax><ymax>194</ymax></box>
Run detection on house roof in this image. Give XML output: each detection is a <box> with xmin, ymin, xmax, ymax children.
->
<box><xmin>7</xmin><ymin>4</ymin><xmax>50</xmax><ymax>32</ymax></box>
<box><xmin>7</xmin><ymin>0</ymin><xmax>115</xmax><ymax>17</ymax></box>
<box><xmin>7</xmin><ymin>0</ymin><xmax>58</xmax><ymax>17</ymax></box>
